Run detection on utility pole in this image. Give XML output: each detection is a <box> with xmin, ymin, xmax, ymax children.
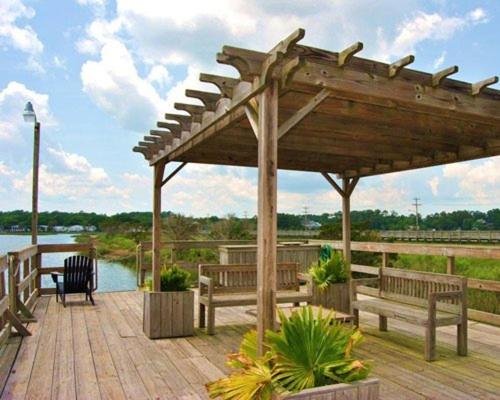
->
<box><xmin>412</xmin><ymin>197</ymin><xmax>422</xmax><ymax>230</ymax></box>
<box><xmin>303</xmin><ymin>206</ymin><xmax>309</xmax><ymax>228</ymax></box>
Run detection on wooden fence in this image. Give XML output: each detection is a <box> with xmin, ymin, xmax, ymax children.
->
<box><xmin>136</xmin><ymin>239</ymin><xmax>310</xmax><ymax>286</ymax></box>
<box><xmin>0</xmin><ymin>242</ymin><xmax>97</xmax><ymax>348</ymax></box>
<box><xmin>380</xmin><ymin>230</ymin><xmax>500</xmax><ymax>243</ymax></box>
<box><xmin>311</xmin><ymin>240</ymin><xmax>500</xmax><ymax>326</ymax></box>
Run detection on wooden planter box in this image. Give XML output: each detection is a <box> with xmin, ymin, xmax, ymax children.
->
<box><xmin>311</xmin><ymin>281</ymin><xmax>350</xmax><ymax>314</ymax></box>
<box><xmin>143</xmin><ymin>290</ymin><xmax>194</xmax><ymax>339</ymax></box>
<box><xmin>279</xmin><ymin>378</ymin><xmax>379</xmax><ymax>399</ymax></box>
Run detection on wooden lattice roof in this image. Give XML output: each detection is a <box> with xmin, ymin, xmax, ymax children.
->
<box><xmin>133</xmin><ymin>29</ymin><xmax>500</xmax><ymax>178</ymax></box>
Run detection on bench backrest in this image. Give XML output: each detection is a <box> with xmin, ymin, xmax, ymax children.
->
<box><xmin>199</xmin><ymin>263</ymin><xmax>300</xmax><ymax>294</ymax></box>
<box><xmin>379</xmin><ymin>268</ymin><xmax>466</xmax><ymax>311</ymax></box>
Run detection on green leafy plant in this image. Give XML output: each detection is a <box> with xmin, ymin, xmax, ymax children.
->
<box><xmin>309</xmin><ymin>252</ymin><xmax>348</xmax><ymax>289</ymax></box>
<box><xmin>160</xmin><ymin>264</ymin><xmax>191</xmax><ymax>291</ymax></box>
<box><xmin>207</xmin><ymin>306</ymin><xmax>370</xmax><ymax>399</ymax></box>
<box><xmin>144</xmin><ymin>265</ymin><xmax>191</xmax><ymax>292</ymax></box>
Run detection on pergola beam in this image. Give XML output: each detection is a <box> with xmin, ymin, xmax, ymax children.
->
<box><xmin>161</xmin><ymin>162</ymin><xmax>187</xmax><ymax>187</ymax></box>
<box><xmin>278</xmin><ymin>89</ymin><xmax>331</xmax><ymax>140</ymax></box>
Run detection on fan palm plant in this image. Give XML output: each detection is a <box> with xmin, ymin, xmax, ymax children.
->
<box><xmin>206</xmin><ymin>306</ymin><xmax>370</xmax><ymax>399</ymax></box>
<box><xmin>309</xmin><ymin>252</ymin><xmax>348</xmax><ymax>289</ymax></box>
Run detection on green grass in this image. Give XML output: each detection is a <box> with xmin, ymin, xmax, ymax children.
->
<box><xmin>393</xmin><ymin>254</ymin><xmax>500</xmax><ymax>314</ymax></box>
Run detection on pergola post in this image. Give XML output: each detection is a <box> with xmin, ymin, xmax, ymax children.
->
<box><xmin>342</xmin><ymin>178</ymin><xmax>352</xmax><ymax>267</ymax></box>
<box><xmin>152</xmin><ymin>161</ymin><xmax>166</xmax><ymax>292</ymax></box>
<box><xmin>256</xmin><ymin>80</ymin><xmax>279</xmax><ymax>354</ymax></box>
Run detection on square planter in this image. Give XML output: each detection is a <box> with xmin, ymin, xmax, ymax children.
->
<box><xmin>311</xmin><ymin>281</ymin><xmax>350</xmax><ymax>314</ymax></box>
<box><xmin>143</xmin><ymin>290</ymin><xmax>194</xmax><ymax>339</ymax></box>
<box><xmin>278</xmin><ymin>378</ymin><xmax>379</xmax><ymax>399</ymax></box>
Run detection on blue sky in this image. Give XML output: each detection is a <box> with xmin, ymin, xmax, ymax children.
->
<box><xmin>0</xmin><ymin>0</ymin><xmax>499</xmax><ymax>217</ymax></box>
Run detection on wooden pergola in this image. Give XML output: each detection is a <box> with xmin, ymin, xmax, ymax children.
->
<box><xmin>133</xmin><ymin>29</ymin><xmax>500</xmax><ymax>352</ymax></box>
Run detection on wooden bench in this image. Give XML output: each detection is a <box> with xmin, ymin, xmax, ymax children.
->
<box><xmin>198</xmin><ymin>263</ymin><xmax>312</xmax><ymax>334</ymax></box>
<box><xmin>351</xmin><ymin>268</ymin><xmax>467</xmax><ymax>361</ymax></box>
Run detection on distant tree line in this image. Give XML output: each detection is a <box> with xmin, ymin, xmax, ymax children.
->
<box><xmin>0</xmin><ymin>208</ymin><xmax>499</xmax><ymax>232</ymax></box>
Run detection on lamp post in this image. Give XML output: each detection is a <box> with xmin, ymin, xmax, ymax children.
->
<box><xmin>23</xmin><ymin>102</ymin><xmax>40</xmax><ymax>245</ymax></box>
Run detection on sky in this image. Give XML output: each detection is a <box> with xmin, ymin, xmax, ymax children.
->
<box><xmin>0</xmin><ymin>0</ymin><xmax>499</xmax><ymax>217</ymax></box>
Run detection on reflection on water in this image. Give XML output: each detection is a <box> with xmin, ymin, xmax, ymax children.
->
<box><xmin>0</xmin><ymin>234</ymin><xmax>136</xmax><ymax>292</ymax></box>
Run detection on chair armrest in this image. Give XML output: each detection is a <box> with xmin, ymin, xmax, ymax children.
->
<box><xmin>51</xmin><ymin>272</ymin><xmax>63</xmax><ymax>283</ymax></box>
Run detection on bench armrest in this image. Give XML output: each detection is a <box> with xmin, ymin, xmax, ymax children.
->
<box><xmin>198</xmin><ymin>275</ymin><xmax>214</xmax><ymax>301</ymax></box>
<box><xmin>428</xmin><ymin>290</ymin><xmax>466</xmax><ymax>325</ymax></box>
<box><xmin>430</xmin><ymin>290</ymin><xmax>462</xmax><ymax>302</ymax></box>
<box><xmin>297</xmin><ymin>272</ymin><xmax>312</xmax><ymax>284</ymax></box>
<box><xmin>351</xmin><ymin>277</ymin><xmax>379</xmax><ymax>301</ymax></box>
<box><xmin>297</xmin><ymin>273</ymin><xmax>313</xmax><ymax>296</ymax></box>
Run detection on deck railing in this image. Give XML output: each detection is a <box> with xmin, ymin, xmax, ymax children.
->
<box><xmin>380</xmin><ymin>230</ymin><xmax>500</xmax><ymax>243</ymax></box>
<box><xmin>0</xmin><ymin>242</ymin><xmax>96</xmax><ymax>345</ymax></box>
<box><xmin>0</xmin><ymin>255</ymin><xmax>10</xmax><ymax>347</ymax></box>
<box><xmin>136</xmin><ymin>240</ymin><xmax>258</xmax><ymax>286</ymax></box>
<box><xmin>311</xmin><ymin>240</ymin><xmax>500</xmax><ymax>326</ymax></box>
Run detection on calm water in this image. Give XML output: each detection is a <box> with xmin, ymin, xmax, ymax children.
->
<box><xmin>0</xmin><ymin>234</ymin><xmax>136</xmax><ymax>292</ymax></box>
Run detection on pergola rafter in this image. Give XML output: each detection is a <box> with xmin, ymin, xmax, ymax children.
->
<box><xmin>133</xmin><ymin>28</ymin><xmax>500</xmax><ymax>354</ymax></box>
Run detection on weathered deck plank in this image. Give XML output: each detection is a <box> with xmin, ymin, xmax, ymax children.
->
<box><xmin>1</xmin><ymin>291</ymin><xmax>500</xmax><ymax>400</ymax></box>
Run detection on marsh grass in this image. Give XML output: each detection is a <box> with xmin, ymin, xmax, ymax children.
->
<box><xmin>393</xmin><ymin>254</ymin><xmax>500</xmax><ymax>314</ymax></box>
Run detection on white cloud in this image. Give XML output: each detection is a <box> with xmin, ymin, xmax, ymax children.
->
<box><xmin>375</xmin><ymin>8</ymin><xmax>487</xmax><ymax>61</ymax></box>
<box><xmin>81</xmin><ymin>40</ymin><xmax>168</xmax><ymax>131</ymax></box>
<box><xmin>0</xmin><ymin>0</ymin><xmax>44</xmax><ymax>72</ymax></box>
<box><xmin>443</xmin><ymin>158</ymin><xmax>500</xmax><ymax>205</ymax></box>
<box><xmin>433</xmin><ymin>51</ymin><xmax>446</xmax><ymax>70</ymax></box>
<box><xmin>0</xmin><ymin>162</ymin><xmax>16</xmax><ymax>177</ymax></box>
<box><xmin>146</xmin><ymin>65</ymin><xmax>171</xmax><ymax>88</ymax></box>
<box><xmin>0</xmin><ymin>81</ymin><xmax>56</xmax><ymax>141</ymax></box>
<box><xmin>76</xmin><ymin>0</ymin><xmax>107</xmax><ymax>16</ymax></box>
<box><xmin>428</xmin><ymin>176</ymin><xmax>439</xmax><ymax>196</ymax></box>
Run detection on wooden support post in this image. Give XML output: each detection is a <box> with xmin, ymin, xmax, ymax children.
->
<box><xmin>152</xmin><ymin>162</ymin><xmax>166</xmax><ymax>292</ymax></box>
<box><xmin>9</xmin><ymin>256</ymin><xmax>19</xmax><ymax>316</ymax></box>
<box><xmin>382</xmin><ymin>252</ymin><xmax>389</xmax><ymax>269</ymax></box>
<box><xmin>256</xmin><ymin>80</ymin><xmax>279</xmax><ymax>355</ymax></box>
<box><xmin>342</xmin><ymin>178</ymin><xmax>352</xmax><ymax>269</ymax></box>
<box><xmin>447</xmin><ymin>256</ymin><xmax>456</xmax><ymax>275</ymax></box>
<box><xmin>34</xmin><ymin>252</ymin><xmax>41</xmax><ymax>295</ymax></box>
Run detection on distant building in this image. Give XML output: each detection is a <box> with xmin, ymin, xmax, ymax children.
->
<box><xmin>10</xmin><ymin>225</ymin><xmax>27</xmax><ymax>233</ymax></box>
<box><xmin>85</xmin><ymin>225</ymin><xmax>97</xmax><ymax>232</ymax></box>
<box><xmin>38</xmin><ymin>225</ymin><xmax>49</xmax><ymax>232</ymax></box>
<box><xmin>53</xmin><ymin>226</ymin><xmax>68</xmax><ymax>233</ymax></box>
<box><xmin>67</xmin><ymin>225</ymin><xmax>85</xmax><ymax>232</ymax></box>
<box><xmin>303</xmin><ymin>220</ymin><xmax>321</xmax><ymax>229</ymax></box>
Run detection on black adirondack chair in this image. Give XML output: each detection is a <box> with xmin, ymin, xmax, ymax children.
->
<box><xmin>51</xmin><ymin>255</ymin><xmax>95</xmax><ymax>307</ymax></box>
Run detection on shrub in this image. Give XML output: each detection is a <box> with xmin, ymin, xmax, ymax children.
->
<box><xmin>144</xmin><ymin>265</ymin><xmax>192</xmax><ymax>292</ymax></box>
<box><xmin>206</xmin><ymin>306</ymin><xmax>370</xmax><ymax>399</ymax></box>
<box><xmin>309</xmin><ymin>252</ymin><xmax>348</xmax><ymax>289</ymax></box>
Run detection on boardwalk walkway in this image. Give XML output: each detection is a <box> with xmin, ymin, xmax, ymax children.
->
<box><xmin>2</xmin><ymin>291</ymin><xmax>500</xmax><ymax>399</ymax></box>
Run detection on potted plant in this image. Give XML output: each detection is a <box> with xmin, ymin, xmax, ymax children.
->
<box><xmin>308</xmin><ymin>252</ymin><xmax>350</xmax><ymax>313</ymax></box>
<box><xmin>143</xmin><ymin>265</ymin><xmax>194</xmax><ymax>339</ymax></box>
<box><xmin>206</xmin><ymin>306</ymin><xmax>378</xmax><ymax>399</ymax></box>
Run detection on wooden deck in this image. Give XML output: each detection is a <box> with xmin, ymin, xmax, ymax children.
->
<box><xmin>2</xmin><ymin>291</ymin><xmax>500</xmax><ymax>400</ymax></box>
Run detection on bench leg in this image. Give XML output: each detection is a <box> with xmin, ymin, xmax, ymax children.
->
<box><xmin>199</xmin><ymin>303</ymin><xmax>206</xmax><ymax>329</ymax></box>
<box><xmin>379</xmin><ymin>315</ymin><xmax>388</xmax><ymax>332</ymax></box>
<box><xmin>425</xmin><ymin>324</ymin><xmax>436</xmax><ymax>361</ymax></box>
<box><xmin>457</xmin><ymin>322</ymin><xmax>467</xmax><ymax>356</ymax></box>
<box><xmin>293</xmin><ymin>302</ymin><xmax>300</xmax><ymax>307</ymax></box>
<box><xmin>353</xmin><ymin>308</ymin><xmax>359</xmax><ymax>328</ymax></box>
<box><xmin>207</xmin><ymin>306</ymin><xmax>215</xmax><ymax>335</ymax></box>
